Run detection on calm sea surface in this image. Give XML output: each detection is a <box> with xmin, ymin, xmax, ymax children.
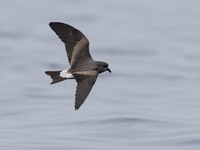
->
<box><xmin>1</xmin><ymin>0</ymin><xmax>200</xmax><ymax>149</ymax></box>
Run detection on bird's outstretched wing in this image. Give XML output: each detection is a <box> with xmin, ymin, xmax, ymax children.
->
<box><xmin>74</xmin><ymin>71</ymin><xmax>98</xmax><ymax>110</ymax></box>
<box><xmin>49</xmin><ymin>22</ymin><xmax>92</xmax><ymax>66</ymax></box>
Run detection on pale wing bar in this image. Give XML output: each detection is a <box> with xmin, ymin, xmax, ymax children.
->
<box><xmin>49</xmin><ymin>22</ymin><xmax>87</xmax><ymax>64</ymax></box>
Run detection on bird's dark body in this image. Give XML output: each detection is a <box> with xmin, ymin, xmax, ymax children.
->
<box><xmin>45</xmin><ymin>22</ymin><xmax>111</xmax><ymax>110</ymax></box>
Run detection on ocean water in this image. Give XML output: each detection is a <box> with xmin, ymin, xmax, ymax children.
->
<box><xmin>1</xmin><ymin>0</ymin><xmax>200</xmax><ymax>149</ymax></box>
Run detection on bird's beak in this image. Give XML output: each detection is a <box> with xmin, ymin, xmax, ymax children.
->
<box><xmin>107</xmin><ymin>68</ymin><xmax>111</xmax><ymax>73</ymax></box>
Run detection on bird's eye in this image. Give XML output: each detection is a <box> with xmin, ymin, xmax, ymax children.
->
<box><xmin>103</xmin><ymin>64</ymin><xmax>108</xmax><ymax>68</ymax></box>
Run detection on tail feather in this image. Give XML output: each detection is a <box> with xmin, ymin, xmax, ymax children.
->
<box><xmin>45</xmin><ymin>71</ymin><xmax>67</xmax><ymax>84</ymax></box>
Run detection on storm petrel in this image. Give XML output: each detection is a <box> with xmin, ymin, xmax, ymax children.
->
<box><xmin>45</xmin><ymin>22</ymin><xmax>111</xmax><ymax>110</ymax></box>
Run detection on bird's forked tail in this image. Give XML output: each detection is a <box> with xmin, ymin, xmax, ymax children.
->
<box><xmin>45</xmin><ymin>71</ymin><xmax>67</xmax><ymax>84</ymax></box>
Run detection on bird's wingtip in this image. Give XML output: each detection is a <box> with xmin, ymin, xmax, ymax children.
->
<box><xmin>49</xmin><ymin>22</ymin><xmax>55</xmax><ymax>27</ymax></box>
<box><xmin>75</xmin><ymin>105</ymin><xmax>80</xmax><ymax>110</ymax></box>
<box><xmin>49</xmin><ymin>22</ymin><xmax>65</xmax><ymax>26</ymax></box>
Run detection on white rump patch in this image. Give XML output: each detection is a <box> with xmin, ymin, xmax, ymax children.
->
<box><xmin>60</xmin><ymin>69</ymin><xmax>74</xmax><ymax>79</ymax></box>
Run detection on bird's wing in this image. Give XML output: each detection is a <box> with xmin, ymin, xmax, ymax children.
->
<box><xmin>49</xmin><ymin>22</ymin><xmax>92</xmax><ymax>65</ymax></box>
<box><xmin>74</xmin><ymin>71</ymin><xmax>98</xmax><ymax>110</ymax></box>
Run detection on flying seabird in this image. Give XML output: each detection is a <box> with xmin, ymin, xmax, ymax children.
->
<box><xmin>45</xmin><ymin>22</ymin><xmax>111</xmax><ymax>110</ymax></box>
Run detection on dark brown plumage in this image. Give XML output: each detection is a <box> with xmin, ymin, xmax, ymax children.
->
<box><xmin>45</xmin><ymin>22</ymin><xmax>111</xmax><ymax>110</ymax></box>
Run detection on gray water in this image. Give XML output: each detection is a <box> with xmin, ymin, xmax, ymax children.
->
<box><xmin>1</xmin><ymin>0</ymin><xmax>200</xmax><ymax>149</ymax></box>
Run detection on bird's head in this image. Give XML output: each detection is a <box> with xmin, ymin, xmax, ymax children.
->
<box><xmin>95</xmin><ymin>61</ymin><xmax>111</xmax><ymax>74</ymax></box>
